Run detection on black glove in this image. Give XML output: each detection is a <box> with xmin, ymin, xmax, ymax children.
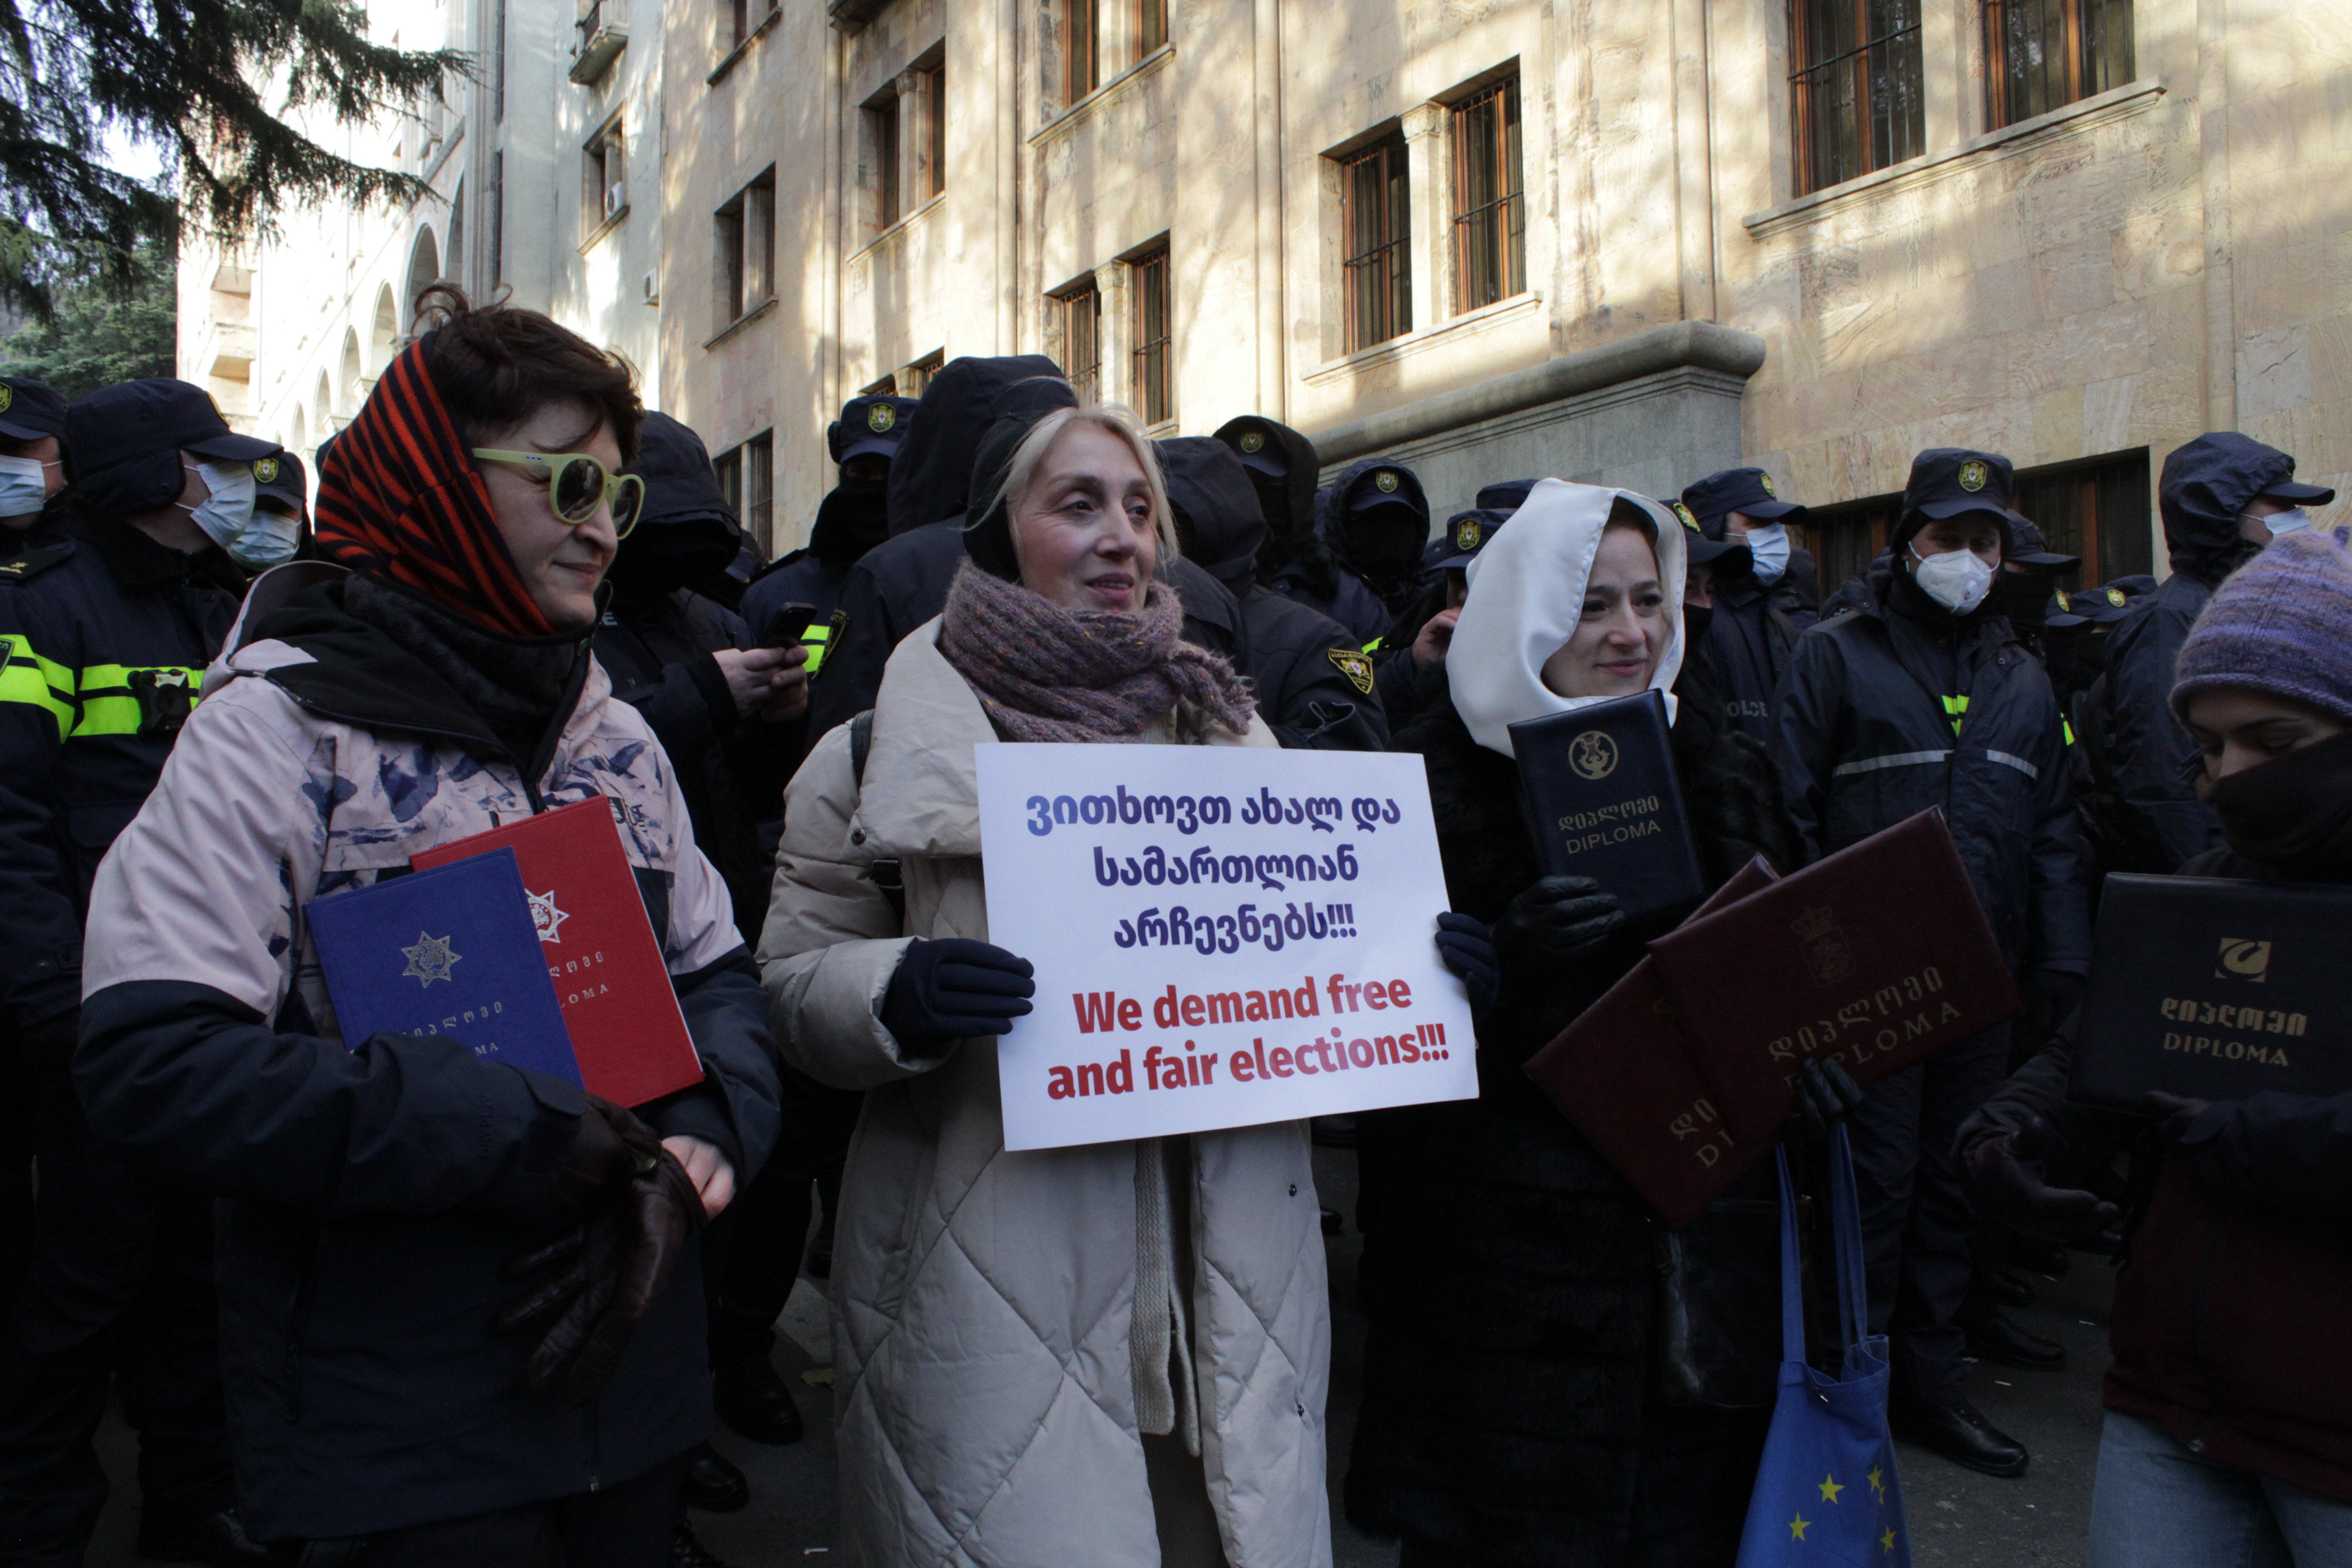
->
<box><xmin>1793</xmin><ymin>1058</ymin><xmax>1865</xmax><ymax>1137</ymax></box>
<box><xmin>1960</xmin><ymin>1115</ymin><xmax>2121</xmax><ymax>1241</ymax></box>
<box><xmin>1494</xmin><ymin>876</ymin><xmax>1626</xmax><ymax>964</ymax></box>
<box><xmin>498</xmin><ymin>1132</ymin><xmax>706</xmax><ymax>1405</ymax></box>
<box><xmin>1434</xmin><ymin>913</ymin><xmax>1499</xmax><ymax>1020</ymax></box>
<box><xmin>878</xmin><ymin>938</ymin><xmax>1036</xmax><ymax>1056</ymax></box>
<box><xmin>2021</xmin><ymin>968</ymin><xmax>2087</xmax><ymax>1045</ymax></box>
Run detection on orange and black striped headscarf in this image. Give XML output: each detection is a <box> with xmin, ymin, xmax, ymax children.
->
<box><xmin>314</xmin><ymin>336</ymin><xmax>556</xmax><ymax>637</ymax></box>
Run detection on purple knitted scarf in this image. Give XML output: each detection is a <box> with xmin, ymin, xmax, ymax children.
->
<box><xmin>937</xmin><ymin>562</ymin><xmax>1257</xmax><ymax>745</ymax></box>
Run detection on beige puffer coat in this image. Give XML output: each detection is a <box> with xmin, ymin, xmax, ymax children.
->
<box><xmin>759</xmin><ymin>621</ymin><xmax>1333</xmax><ymax>1568</ymax></box>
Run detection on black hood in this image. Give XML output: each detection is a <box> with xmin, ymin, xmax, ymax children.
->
<box><xmin>961</xmin><ymin>407</ymin><xmax>1066</xmax><ymax>581</ymax></box>
<box><xmin>615</xmin><ymin>412</ymin><xmax>743</xmax><ymax>594</ymax></box>
<box><xmin>1156</xmin><ymin>437</ymin><xmax>1267</xmax><ymax>595</ymax></box>
<box><xmin>2160</xmin><ymin>431</ymin><xmax>2309</xmax><ymax>584</ymax></box>
<box><xmin>1317</xmin><ymin>456</ymin><xmax>1431</xmax><ymax>602</ymax></box>
<box><xmin>1211</xmin><ymin>415</ymin><xmax>1320</xmax><ymax>558</ymax></box>
<box><xmin>885</xmin><ymin>355</ymin><xmax>1073</xmax><ymax>537</ymax></box>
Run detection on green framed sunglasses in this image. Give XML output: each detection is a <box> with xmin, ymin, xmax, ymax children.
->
<box><xmin>471</xmin><ymin>449</ymin><xmax>647</xmax><ymax>538</ymax></box>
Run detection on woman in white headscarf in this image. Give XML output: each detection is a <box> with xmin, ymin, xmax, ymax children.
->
<box><xmin>1344</xmin><ymin>480</ymin><xmax>1820</xmax><ymax>1568</ymax></box>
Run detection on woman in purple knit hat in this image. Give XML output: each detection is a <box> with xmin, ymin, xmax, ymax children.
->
<box><xmin>1962</xmin><ymin>525</ymin><xmax>2352</xmax><ymax>1567</ymax></box>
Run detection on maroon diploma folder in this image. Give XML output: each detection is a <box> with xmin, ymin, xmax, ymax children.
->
<box><xmin>1523</xmin><ymin>856</ymin><xmax>1781</xmax><ymax>1228</ymax></box>
<box><xmin>1647</xmin><ymin>808</ymin><xmax>2022</xmax><ymax>1145</ymax></box>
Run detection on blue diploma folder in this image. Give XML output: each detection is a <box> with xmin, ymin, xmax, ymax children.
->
<box><xmin>306</xmin><ymin>848</ymin><xmax>583</xmax><ymax>1086</ymax></box>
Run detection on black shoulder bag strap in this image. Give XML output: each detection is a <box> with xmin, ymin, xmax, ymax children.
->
<box><xmin>847</xmin><ymin>709</ymin><xmax>906</xmax><ymax>926</ymax></box>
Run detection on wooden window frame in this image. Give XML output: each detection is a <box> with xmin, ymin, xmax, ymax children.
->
<box><xmin>715</xmin><ymin>167</ymin><xmax>776</xmax><ymax>327</ymax></box>
<box><xmin>1057</xmin><ymin>282</ymin><xmax>1103</xmax><ymax>406</ymax></box>
<box><xmin>583</xmin><ymin>116</ymin><xmax>627</xmax><ymax>240</ymax></box>
<box><xmin>1065</xmin><ymin>0</ymin><xmax>1099</xmax><ymax>106</ymax></box>
<box><xmin>1985</xmin><ymin>0</ymin><xmax>2135</xmax><ymax>130</ymax></box>
<box><xmin>924</xmin><ymin>61</ymin><xmax>947</xmax><ymax>200</ymax></box>
<box><xmin>1450</xmin><ymin>77</ymin><xmax>1526</xmax><ymax>315</ymax></box>
<box><xmin>1788</xmin><ymin>0</ymin><xmax>1926</xmax><ymax>196</ymax></box>
<box><xmin>2012</xmin><ymin>449</ymin><xmax>2153</xmax><ymax>588</ymax></box>
<box><xmin>1130</xmin><ymin>245</ymin><xmax>1172</xmax><ymax>427</ymax></box>
<box><xmin>1137</xmin><ymin>0</ymin><xmax>1167</xmax><ymax>57</ymax></box>
<box><xmin>867</xmin><ymin>92</ymin><xmax>902</xmax><ymax>232</ymax></box>
<box><xmin>1339</xmin><ymin>133</ymin><xmax>1411</xmax><ymax>353</ymax></box>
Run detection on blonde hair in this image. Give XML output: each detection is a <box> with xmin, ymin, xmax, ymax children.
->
<box><xmin>978</xmin><ymin>404</ymin><xmax>1182</xmax><ymax>573</ymax></box>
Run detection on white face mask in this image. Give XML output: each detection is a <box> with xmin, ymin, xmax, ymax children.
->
<box><xmin>1740</xmin><ymin>521</ymin><xmax>1790</xmax><ymax>586</ymax></box>
<box><xmin>2256</xmin><ymin>507</ymin><xmax>2311</xmax><ymax>539</ymax></box>
<box><xmin>1909</xmin><ymin>542</ymin><xmax>1995</xmax><ymax>616</ymax></box>
<box><xmin>0</xmin><ymin>455</ymin><xmax>55</xmax><ymax>520</ymax></box>
<box><xmin>180</xmin><ymin>460</ymin><xmax>297</xmax><ymax>568</ymax></box>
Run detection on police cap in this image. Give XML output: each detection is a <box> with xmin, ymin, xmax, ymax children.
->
<box><xmin>1680</xmin><ymin>466</ymin><xmax>1807</xmax><ymax>541</ymax></box>
<box><xmin>1475</xmin><ymin>478</ymin><xmax>1536</xmax><ymax>514</ymax></box>
<box><xmin>2006</xmin><ymin>516</ymin><xmax>2079</xmax><ymax>571</ymax></box>
<box><xmin>68</xmin><ymin>379</ymin><xmax>280</xmax><ymax>473</ymax></box>
<box><xmin>0</xmin><ymin>378</ymin><xmax>67</xmax><ymax>444</ymax></box>
<box><xmin>253</xmin><ymin>450</ymin><xmax>308</xmax><ymax>515</ymax></box>
<box><xmin>1902</xmin><ymin>447</ymin><xmax>2027</xmax><ymax>534</ymax></box>
<box><xmin>829</xmin><ymin>394</ymin><xmax>919</xmax><ymax>467</ymax></box>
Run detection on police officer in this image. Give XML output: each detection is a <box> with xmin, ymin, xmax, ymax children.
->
<box><xmin>1370</xmin><ymin>505</ymin><xmax>1508</xmax><ymax>735</ymax></box>
<box><xmin>0</xmin><ymin>379</ymin><xmax>279</xmax><ymax>1565</ymax></box>
<box><xmin>1680</xmin><ymin>466</ymin><xmax>1817</xmax><ymax>741</ymax></box>
<box><xmin>740</xmin><ymin>392</ymin><xmax>919</xmax><ymax>670</ymax></box>
<box><xmin>1212</xmin><ymin>413</ymin><xmax>1322</xmax><ymax>593</ymax></box>
<box><xmin>1988</xmin><ymin>518</ymin><xmax>2080</xmax><ymax>660</ymax></box>
<box><xmin>250</xmin><ymin>448</ymin><xmax>310</xmax><ymax>545</ymax></box>
<box><xmin>0</xmin><ymin>378</ymin><xmax>70</xmax><ymax>557</ymax></box>
<box><xmin>2098</xmin><ymin>433</ymin><xmax>2336</xmax><ymax>872</ymax></box>
<box><xmin>804</xmin><ymin>357</ymin><xmax>1247</xmax><ymax>745</ymax></box>
<box><xmin>1155</xmin><ymin>436</ymin><xmax>1387</xmax><ymax>751</ymax></box>
<box><xmin>1294</xmin><ymin>460</ymin><xmax>1429</xmax><ymax>649</ymax></box>
<box><xmin>1772</xmin><ymin>448</ymin><xmax>2091</xmax><ymax>1480</ymax></box>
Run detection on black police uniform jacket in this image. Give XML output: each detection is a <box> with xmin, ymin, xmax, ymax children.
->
<box><xmin>1348</xmin><ymin>670</ymin><xmax>1801</xmax><ymax>1567</ymax></box>
<box><xmin>1771</xmin><ymin>568</ymin><xmax>2091</xmax><ymax>975</ymax></box>
<box><xmin>0</xmin><ymin>513</ymin><xmax>242</xmax><ymax>1032</ymax></box>
<box><xmin>1705</xmin><ymin>552</ymin><xmax>1818</xmax><ymax>744</ymax></box>
<box><xmin>594</xmin><ymin>585</ymin><xmax>791</xmax><ymax>944</ymax></box>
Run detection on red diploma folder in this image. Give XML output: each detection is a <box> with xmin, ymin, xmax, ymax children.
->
<box><xmin>1646</xmin><ymin>808</ymin><xmax>2021</xmax><ymax>1145</ymax></box>
<box><xmin>1523</xmin><ymin>856</ymin><xmax>1780</xmax><ymax>1228</ymax></box>
<box><xmin>412</xmin><ymin>797</ymin><xmax>704</xmax><ymax>1107</ymax></box>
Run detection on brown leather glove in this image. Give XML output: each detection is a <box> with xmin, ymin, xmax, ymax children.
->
<box><xmin>498</xmin><ymin>1130</ymin><xmax>706</xmax><ymax>1404</ymax></box>
<box><xmin>549</xmin><ymin>1094</ymin><xmax>654</xmax><ymax>1213</ymax></box>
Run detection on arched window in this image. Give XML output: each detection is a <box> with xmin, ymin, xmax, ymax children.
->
<box><xmin>370</xmin><ymin>286</ymin><xmax>399</xmax><ymax>378</ymax></box>
<box><xmin>404</xmin><ymin>228</ymin><xmax>442</xmax><ymax>328</ymax></box>
<box><xmin>338</xmin><ymin>329</ymin><xmax>364</xmax><ymax>416</ymax></box>
<box><xmin>314</xmin><ymin>372</ymin><xmax>333</xmax><ymax>438</ymax></box>
<box><xmin>448</xmin><ymin>177</ymin><xmax>467</xmax><ymax>289</ymax></box>
<box><xmin>290</xmin><ymin>407</ymin><xmax>308</xmax><ymax>461</ymax></box>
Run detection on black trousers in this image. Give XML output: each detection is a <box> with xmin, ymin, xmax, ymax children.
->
<box><xmin>1845</xmin><ymin>1027</ymin><xmax>2009</xmax><ymax>1410</ymax></box>
<box><xmin>268</xmin><ymin>1453</ymin><xmax>686</xmax><ymax>1568</ymax></box>
<box><xmin>0</xmin><ymin>1061</ymin><xmax>232</xmax><ymax>1563</ymax></box>
<box><xmin>706</xmin><ymin>1073</ymin><xmax>858</xmax><ymax>1369</ymax></box>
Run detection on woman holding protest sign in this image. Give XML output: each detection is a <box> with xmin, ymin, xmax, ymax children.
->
<box><xmin>761</xmin><ymin>404</ymin><xmax>1484</xmax><ymax>1567</ymax></box>
<box><xmin>1345</xmin><ymin>480</ymin><xmax>1852</xmax><ymax>1568</ymax></box>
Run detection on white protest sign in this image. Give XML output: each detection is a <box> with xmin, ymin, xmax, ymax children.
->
<box><xmin>976</xmin><ymin>743</ymin><xmax>1477</xmax><ymax>1151</ymax></box>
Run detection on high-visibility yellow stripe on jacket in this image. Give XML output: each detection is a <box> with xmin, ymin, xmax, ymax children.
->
<box><xmin>70</xmin><ymin>663</ymin><xmax>206</xmax><ymax>737</ymax></box>
<box><xmin>0</xmin><ymin>637</ymin><xmax>75</xmax><ymax>740</ymax></box>
<box><xmin>800</xmin><ymin>623</ymin><xmax>832</xmax><ymax>676</ymax></box>
<box><xmin>1941</xmin><ymin>693</ymin><xmax>1970</xmax><ymax>737</ymax></box>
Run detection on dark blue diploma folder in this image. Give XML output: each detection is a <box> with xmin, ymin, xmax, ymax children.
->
<box><xmin>306</xmin><ymin>848</ymin><xmax>582</xmax><ymax>1086</ymax></box>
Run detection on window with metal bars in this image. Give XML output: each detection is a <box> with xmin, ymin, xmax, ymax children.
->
<box><xmin>1788</xmin><ymin>0</ymin><xmax>1925</xmax><ymax>196</ymax></box>
<box><xmin>1131</xmin><ymin>246</ymin><xmax>1172</xmax><ymax>426</ymax></box>
<box><xmin>1058</xmin><ymin>283</ymin><xmax>1103</xmax><ymax>405</ymax></box>
<box><xmin>715</xmin><ymin>434</ymin><xmax>776</xmax><ymax>555</ymax></box>
<box><xmin>1986</xmin><ymin>0</ymin><xmax>2133</xmax><ymax>128</ymax></box>
<box><xmin>1340</xmin><ymin>133</ymin><xmax>1411</xmax><ymax>353</ymax></box>
<box><xmin>2013</xmin><ymin>450</ymin><xmax>2152</xmax><ymax>588</ymax></box>
<box><xmin>868</xmin><ymin>93</ymin><xmax>902</xmax><ymax>230</ymax></box>
<box><xmin>902</xmin><ymin>351</ymin><xmax>944</xmax><ymax>398</ymax></box>
<box><xmin>1138</xmin><ymin>0</ymin><xmax>1167</xmax><ymax>56</ymax></box>
<box><xmin>1066</xmin><ymin>0</ymin><xmax>1099</xmax><ymax>105</ymax></box>
<box><xmin>926</xmin><ymin>61</ymin><xmax>947</xmax><ymax>198</ymax></box>
<box><xmin>716</xmin><ymin>168</ymin><xmax>775</xmax><ymax>325</ymax></box>
<box><xmin>1451</xmin><ymin>78</ymin><xmax>1525</xmax><ymax>314</ymax></box>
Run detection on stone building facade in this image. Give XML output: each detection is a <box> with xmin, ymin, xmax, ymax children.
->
<box><xmin>177</xmin><ymin>0</ymin><xmax>667</xmax><ymax>483</ymax></box>
<box><xmin>182</xmin><ymin>0</ymin><xmax>2352</xmax><ymax>588</ymax></box>
<box><xmin>663</xmin><ymin>0</ymin><xmax>2351</xmax><ymax>586</ymax></box>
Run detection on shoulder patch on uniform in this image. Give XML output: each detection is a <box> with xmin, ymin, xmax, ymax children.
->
<box><xmin>0</xmin><ymin>542</ymin><xmax>74</xmax><ymax>583</ymax></box>
<box><xmin>817</xmin><ymin>608</ymin><xmax>848</xmax><ymax>675</ymax></box>
<box><xmin>1327</xmin><ymin>647</ymin><xmax>1375</xmax><ymax>694</ymax></box>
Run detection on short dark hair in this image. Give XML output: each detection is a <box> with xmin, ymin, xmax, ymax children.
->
<box><xmin>413</xmin><ymin>285</ymin><xmax>643</xmax><ymax>463</ymax></box>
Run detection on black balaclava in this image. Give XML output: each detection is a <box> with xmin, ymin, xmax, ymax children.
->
<box><xmin>613</xmin><ymin>411</ymin><xmax>744</xmax><ymax>600</ymax></box>
<box><xmin>808</xmin><ymin>476</ymin><xmax>890</xmax><ymax>566</ymax></box>
<box><xmin>886</xmin><ymin>356</ymin><xmax>1072</xmax><ymax>537</ymax></box>
<box><xmin>1212</xmin><ymin>415</ymin><xmax>1321</xmax><ymax>580</ymax></box>
<box><xmin>1156</xmin><ymin>437</ymin><xmax>1267</xmax><ymax>595</ymax></box>
<box><xmin>1991</xmin><ymin>571</ymin><xmax>2057</xmax><ymax>637</ymax></box>
<box><xmin>1318</xmin><ymin>458</ymin><xmax>1431</xmax><ymax>608</ymax></box>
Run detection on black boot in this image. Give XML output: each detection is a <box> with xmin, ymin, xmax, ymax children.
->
<box><xmin>670</xmin><ymin>1515</ymin><xmax>738</xmax><ymax>1567</ymax></box>
<box><xmin>1892</xmin><ymin>1399</ymin><xmax>2029</xmax><ymax>1478</ymax></box>
<box><xmin>137</xmin><ymin>1505</ymin><xmax>271</xmax><ymax>1567</ymax></box>
<box><xmin>681</xmin><ymin>1440</ymin><xmax>750</xmax><ymax>1512</ymax></box>
<box><xmin>715</xmin><ymin>1353</ymin><xmax>807</xmax><ymax>1446</ymax></box>
<box><xmin>1967</xmin><ymin>1312</ymin><xmax>2065</xmax><ymax>1370</ymax></box>
<box><xmin>1991</xmin><ymin>1271</ymin><xmax>2035</xmax><ymax>1310</ymax></box>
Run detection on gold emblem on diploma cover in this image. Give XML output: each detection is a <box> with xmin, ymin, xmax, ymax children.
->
<box><xmin>1568</xmin><ymin>730</ymin><xmax>1619</xmax><ymax>781</ymax></box>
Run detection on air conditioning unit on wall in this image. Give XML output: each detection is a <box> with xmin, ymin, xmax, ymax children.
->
<box><xmin>604</xmin><ymin>182</ymin><xmax>627</xmax><ymax>220</ymax></box>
